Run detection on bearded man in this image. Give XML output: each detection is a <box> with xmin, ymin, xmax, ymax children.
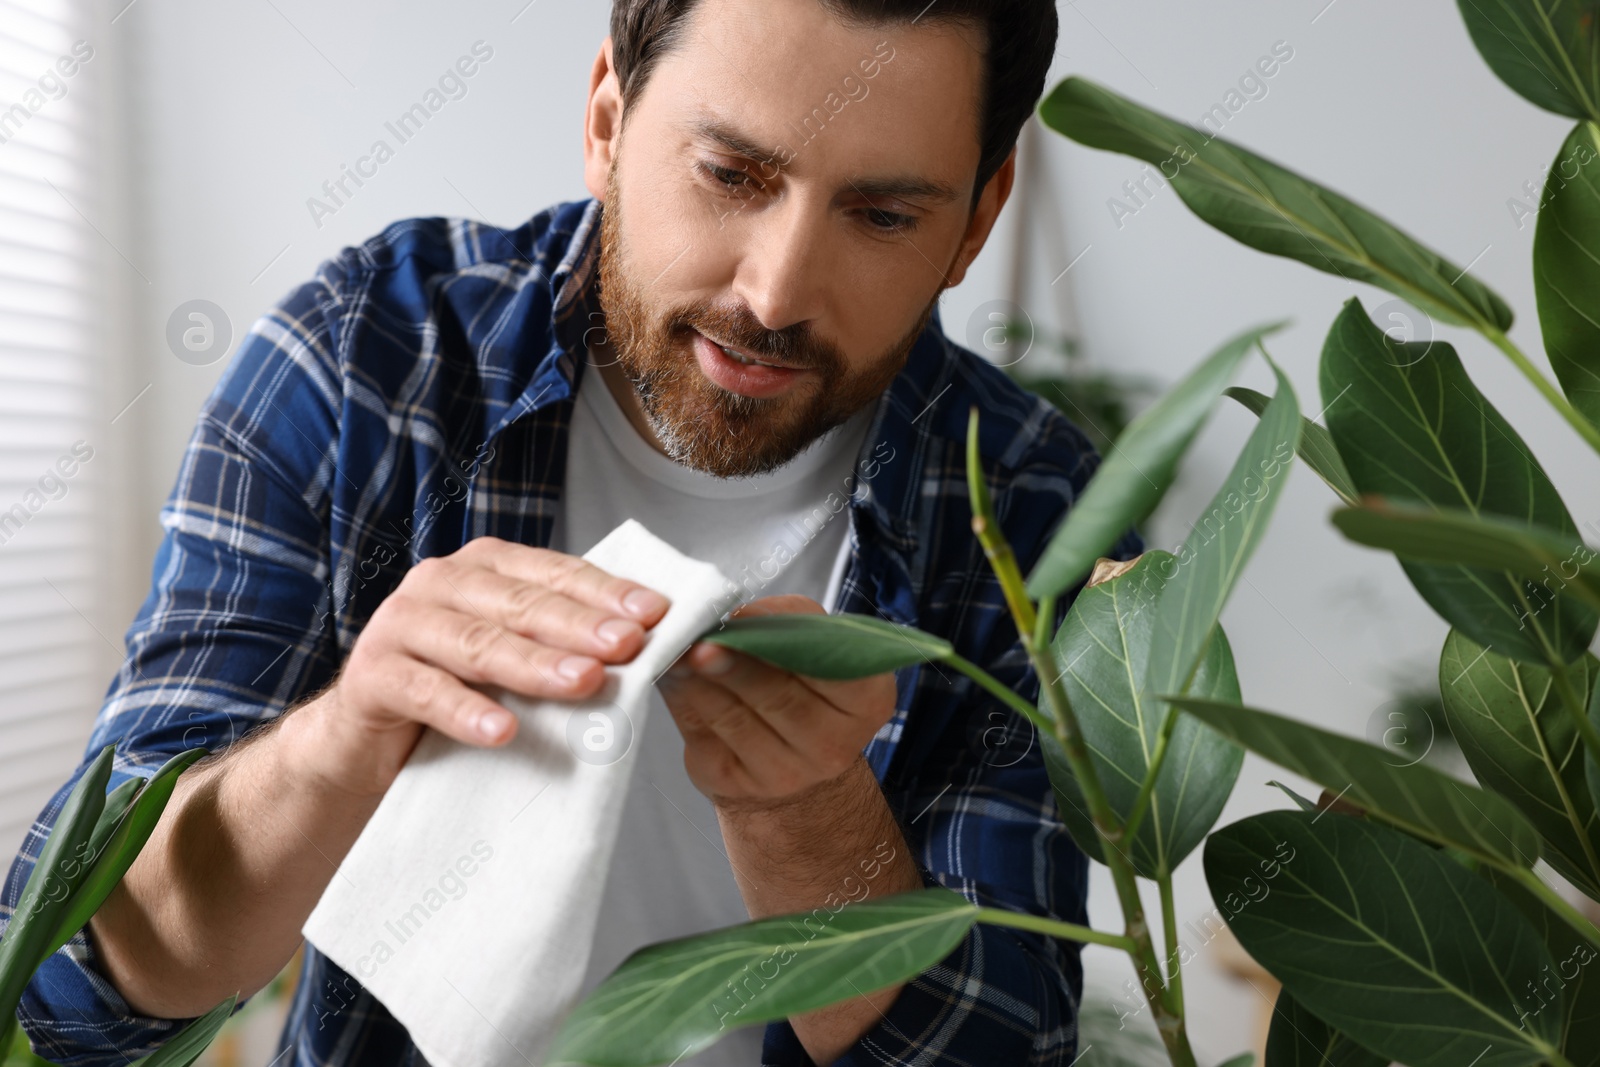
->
<box><xmin>7</xmin><ymin>2</ymin><xmax>1134</xmax><ymax>1064</ymax></box>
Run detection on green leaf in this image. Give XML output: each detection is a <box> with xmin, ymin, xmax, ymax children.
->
<box><xmin>1024</xmin><ymin>321</ymin><xmax>1284</xmax><ymax>600</ymax></box>
<box><xmin>1216</xmin><ymin>1055</ymin><xmax>1254</xmax><ymax>1067</ymax></box>
<box><xmin>129</xmin><ymin>995</ymin><xmax>237</xmax><ymax>1067</ymax></box>
<box><xmin>1481</xmin><ymin>868</ymin><xmax>1600</xmax><ymax>1062</ymax></box>
<box><xmin>1173</xmin><ymin>697</ymin><xmax>1541</xmax><ymax>869</ymax></box>
<box><xmin>0</xmin><ymin>745</ymin><xmax>115</xmax><ymax>1019</ymax></box>
<box><xmin>1331</xmin><ymin>502</ymin><xmax>1600</xmax><ymax>613</ymax></box>
<box><xmin>1145</xmin><ymin>361</ymin><xmax>1297</xmax><ymax>709</ymax></box>
<box><xmin>1047</xmin><ymin>552</ymin><xmax>1242</xmax><ymax>876</ymax></box>
<box><xmin>1266</xmin><ymin>780</ymin><xmax>1320</xmax><ymax>813</ymax></box>
<box><xmin>1322</xmin><ymin>297</ymin><xmax>1597</xmax><ymax>664</ymax></box>
<box><xmin>1439</xmin><ymin>630</ymin><xmax>1600</xmax><ymax>897</ymax></box>
<box><xmin>44</xmin><ymin>748</ymin><xmax>207</xmax><ymax>960</ymax></box>
<box><xmin>1457</xmin><ymin>0</ymin><xmax>1600</xmax><ymax>122</ymax></box>
<box><xmin>700</xmin><ymin>614</ymin><xmax>952</xmax><ymax>680</ymax></box>
<box><xmin>1225</xmin><ymin>386</ymin><xmax>1357</xmax><ymax>505</ymax></box>
<box><xmin>1534</xmin><ymin>121</ymin><xmax>1600</xmax><ymax>430</ymax></box>
<box><xmin>548</xmin><ymin>888</ymin><xmax>976</xmax><ymax>1067</ymax></box>
<box><xmin>1038</xmin><ymin>77</ymin><xmax>1513</xmax><ymax>332</ymax></box>
<box><xmin>1264</xmin><ymin>988</ymin><xmax>1386</xmax><ymax>1067</ymax></box>
<box><xmin>1205</xmin><ymin>811</ymin><xmax>1561</xmax><ymax>1066</ymax></box>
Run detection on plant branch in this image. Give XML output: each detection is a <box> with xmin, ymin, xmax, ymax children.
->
<box><xmin>966</xmin><ymin>409</ymin><xmax>1196</xmax><ymax>1067</ymax></box>
<box><xmin>1507</xmin><ymin>865</ymin><xmax>1600</xmax><ymax>951</ymax></box>
<box><xmin>974</xmin><ymin>907</ymin><xmax>1138</xmax><ymax>954</ymax></box>
<box><xmin>941</xmin><ymin>652</ymin><xmax>1058</xmax><ymax>740</ymax></box>
<box><xmin>1158</xmin><ymin>872</ymin><xmax>1184</xmax><ymax>1017</ymax></box>
<box><xmin>1549</xmin><ymin>658</ymin><xmax>1600</xmax><ymax>783</ymax></box>
<box><xmin>1483</xmin><ymin>330</ymin><xmax>1600</xmax><ymax>455</ymax></box>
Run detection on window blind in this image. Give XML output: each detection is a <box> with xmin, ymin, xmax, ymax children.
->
<box><xmin>0</xmin><ymin>0</ymin><xmax>104</xmax><ymax>855</ymax></box>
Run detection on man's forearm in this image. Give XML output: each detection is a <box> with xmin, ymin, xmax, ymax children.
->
<box><xmin>89</xmin><ymin>689</ymin><xmax>382</xmax><ymax>1019</ymax></box>
<box><xmin>716</xmin><ymin>757</ymin><xmax>921</xmax><ymax>1065</ymax></box>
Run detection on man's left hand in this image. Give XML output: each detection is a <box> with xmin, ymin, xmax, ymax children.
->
<box><xmin>658</xmin><ymin>594</ymin><xmax>898</xmax><ymax>806</ymax></box>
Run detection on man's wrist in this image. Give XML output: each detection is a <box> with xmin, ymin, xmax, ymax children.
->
<box><xmin>273</xmin><ymin>685</ymin><xmax>397</xmax><ymax>803</ymax></box>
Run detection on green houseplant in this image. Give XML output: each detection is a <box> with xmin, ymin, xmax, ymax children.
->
<box><xmin>547</xmin><ymin>2</ymin><xmax>1600</xmax><ymax>1066</ymax></box>
<box><xmin>0</xmin><ymin>746</ymin><xmax>231</xmax><ymax>1065</ymax></box>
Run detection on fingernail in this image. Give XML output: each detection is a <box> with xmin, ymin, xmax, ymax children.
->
<box><xmin>559</xmin><ymin>655</ymin><xmax>595</xmax><ymax>682</ymax></box>
<box><xmin>478</xmin><ymin>708</ymin><xmax>513</xmax><ymax>742</ymax></box>
<box><xmin>623</xmin><ymin>587</ymin><xmax>670</xmax><ymax>619</ymax></box>
<box><xmin>598</xmin><ymin>618</ymin><xmax>637</xmax><ymax>647</ymax></box>
<box><xmin>697</xmin><ymin>648</ymin><xmax>734</xmax><ymax>676</ymax></box>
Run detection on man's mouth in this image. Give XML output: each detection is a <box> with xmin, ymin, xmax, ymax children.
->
<box><xmin>690</xmin><ymin>329</ymin><xmax>807</xmax><ymax>400</ymax></box>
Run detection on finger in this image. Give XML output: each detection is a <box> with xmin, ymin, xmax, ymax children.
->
<box><xmin>687</xmin><ymin>640</ymin><xmax>888</xmax><ymax>722</ymax></box>
<box><xmin>428</xmin><ymin>559</ymin><xmax>647</xmax><ymax>663</ymax></box>
<box><xmin>460</xmin><ymin>539</ymin><xmax>671</xmax><ymax>623</ymax></box>
<box><xmin>659</xmin><ymin>668</ymin><xmax>795</xmax><ymax>770</ymax></box>
<box><xmin>683</xmin><ymin>645</ymin><xmax>863</xmax><ymax>764</ymax></box>
<box><xmin>390</xmin><ymin>598</ymin><xmax>605</xmax><ymax>701</ymax></box>
<box><xmin>371</xmin><ymin>654</ymin><xmax>519</xmax><ymax>747</ymax></box>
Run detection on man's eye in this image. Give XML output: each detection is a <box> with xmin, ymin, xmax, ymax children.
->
<box><xmin>698</xmin><ymin>160</ymin><xmax>754</xmax><ymax>189</ymax></box>
<box><xmin>863</xmin><ymin>207</ymin><xmax>917</xmax><ymax>233</ymax></box>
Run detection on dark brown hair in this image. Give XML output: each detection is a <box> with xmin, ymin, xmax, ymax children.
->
<box><xmin>608</xmin><ymin>0</ymin><xmax>1059</xmax><ymax>208</ymax></box>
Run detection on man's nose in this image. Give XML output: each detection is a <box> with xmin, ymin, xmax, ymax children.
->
<box><xmin>730</xmin><ymin>199</ymin><xmax>831</xmax><ymax>333</ymax></box>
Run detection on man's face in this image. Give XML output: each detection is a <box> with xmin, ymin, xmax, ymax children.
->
<box><xmin>590</xmin><ymin>0</ymin><xmax>992</xmax><ymax>477</ymax></box>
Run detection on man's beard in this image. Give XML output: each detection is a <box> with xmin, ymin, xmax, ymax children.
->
<box><xmin>595</xmin><ymin>167</ymin><xmax>936</xmax><ymax>478</ymax></box>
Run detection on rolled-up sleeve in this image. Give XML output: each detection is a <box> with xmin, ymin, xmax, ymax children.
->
<box><xmin>2</xmin><ymin>275</ymin><xmax>349</xmax><ymax>1065</ymax></box>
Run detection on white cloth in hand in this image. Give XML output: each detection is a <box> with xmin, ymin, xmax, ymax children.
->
<box><xmin>303</xmin><ymin>519</ymin><xmax>735</xmax><ymax>1067</ymax></box>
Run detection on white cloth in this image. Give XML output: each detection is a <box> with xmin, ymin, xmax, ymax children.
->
<box><xmin>303</xmin><ymin>519</ymin><xmax>736</xmax><ymax>1067</ymax></box>
<box><xmin>551</xmin><ymin>367</ymin><xmax>871</xmax><ymax>1066</ymax></box>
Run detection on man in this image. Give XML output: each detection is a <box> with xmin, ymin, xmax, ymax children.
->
<box><xmin>6</xmin><ymin>1</ymin><xmax>1130</xmax><ymax>1064</ymax></box>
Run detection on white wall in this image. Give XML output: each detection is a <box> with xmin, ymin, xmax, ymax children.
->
<box><xmin>111</xmin><ymin>0</ymin><xmax>1598</xmax><ymax>1058</ymax></box>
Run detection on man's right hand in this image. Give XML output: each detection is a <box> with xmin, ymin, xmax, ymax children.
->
<box><xmin>296</xmin><ymin>537</ymin><xmax>672</xmax><ymax>798</ymax></box>
<box><xmin>92</xmin><ymin>536</ymin><xmax>671</xmax><ymax>1019</ymax></box>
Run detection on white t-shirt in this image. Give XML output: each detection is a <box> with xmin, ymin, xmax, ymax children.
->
<box><xmin>547</xmin><ymin>362</ymin><xmax>873</xmax><ymax>1066</ymax></box>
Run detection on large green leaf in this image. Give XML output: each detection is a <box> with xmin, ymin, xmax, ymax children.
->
<box><xmin>549</xmin><ymin>888</ymin><xmax>976</xmax><ymax>1067</ymax></box>
<box><xmin>1263</xmin><ymin>988</ymin><xmax>1386</xmax><ymax>1067</ymax></box>
<box><xmin>1145</xmin><ymin>361</ymin><xmax>1298</xmax><ymax>712</ymax></box>
<box><xmin>1047</xmin><ymin>552</ymin><xmax>1242</xmax><ymax>876</ymax></box>
<box><xmin>1173</xmin><ymin>697</ymin><xmax>1541</xmax><ymax>869</ymax></box>
<box><xmin>1332</xmin><ymin>502</ymin><xmax>1600</xmax><ymax>612</ymax></box>
<box><xmin>1535</xmin><ymin>120</ymin><xmax>1600</xmax><ymax>430</ymax></box>
<box><xmin>1322</xmin><ymin>297</ymin><xmax>1597</xmax><ymax>664</ymax></box>
<box><xmin>1440</xmin><ymin>630</ymin><xmax>1600</xmax><ymax>897</ymax></box>
<box><xmin>1039</xmin><ymin>77</ymin><xmax>1513</xmax><ymax>332</ymax></box>
<box><xmin>1025</xmin><ymin>322</ymin><xmax>1283</xmax><ymax>599</ymax></box>
<box><xmin>129</xmin><ymin>995</ymin><xmax>237</xmax><ymax>1067</ymax></box>
<box><xmin>44</xmin><ymin>748</ymin><xmax>207</xmax><ymax>960</ymax></box>
<box><xmin>1458</xmin><ymin>0</ymin><xmax>1600</xmax><ymax>122</ymax></box>
<box><xmin>699</xmin><ymin>614</ymin><xmax>952</xmax><ymax>679</ymax></box>
<box><xmin>1225</xmin><ymin>386</ymin><xmax>1357</xmax><ymax>505</ymax></box>
<box><xmin>1206</xmin><ymin>811</ymin><xmax>1562</xmax><ymax>1066</ymax></box>
<box><xmin>1482</xmin><ymin>868</ymin><xmax>1600</xmax><ymax>1062</ymax></box>
<box><xmin>0</xmin><ymin>745</ymin><xmax>114</xmax><ymax>1018</ymax></box>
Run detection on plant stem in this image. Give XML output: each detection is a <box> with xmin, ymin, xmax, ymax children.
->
<box><xmin>1158</xmin><ymin>872</ymin><xmax>1184</xmax><ymax>1017</ymax></box>
<box><xmin>1034</xmin><ymin>593</ymin><xmax>1057</xmax><ymax>652</ymax></box>
<box><xmin>975</xmin><ymin>907</ymin><xmax>1139</xmax><ymax>954</ymax></box>
<box><xmin>1508</xmin><ymin>865</ymin><xmax>1600</xmax><ymax>951</ymax></box>
<box><xmin>942</xmin><ymin>652</ymin><xmax>1059</xmax><ymax>740</ymax></box>
<box><xmin>1549</xmin><ymin>659</ymin><xmax>1600</xmax><ymax>784</ymax></box>
<box><xmin>1483</xmin><ymin>330</ymin><xmax>1600</xmax><ymax>455</ymax></box>
<box><xmin>965</xmin><ymin>410</ymin><xmax>1196</xmax><ymax>1067</ymax></box>
<box><xmin>1122</xmin><ymin>707</ymin><xmax>1179</xmax><ymax>845</ymax></box>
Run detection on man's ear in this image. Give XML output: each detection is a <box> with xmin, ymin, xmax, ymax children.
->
<box><xmin>943</xmin><ymin>145</ymin><xmax>1018</xmax><ymax>289</ymax></box>
<box><xmin>583</xmin><ymin>38</ymin><xmax>624</xmax><ymax>201</ymax></box>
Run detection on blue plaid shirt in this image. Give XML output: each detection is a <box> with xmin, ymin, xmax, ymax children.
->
<box><xmin>5</xmin><ymin>197</ymin><xmax>1132</xmax><ymax>1066</ymax></box>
